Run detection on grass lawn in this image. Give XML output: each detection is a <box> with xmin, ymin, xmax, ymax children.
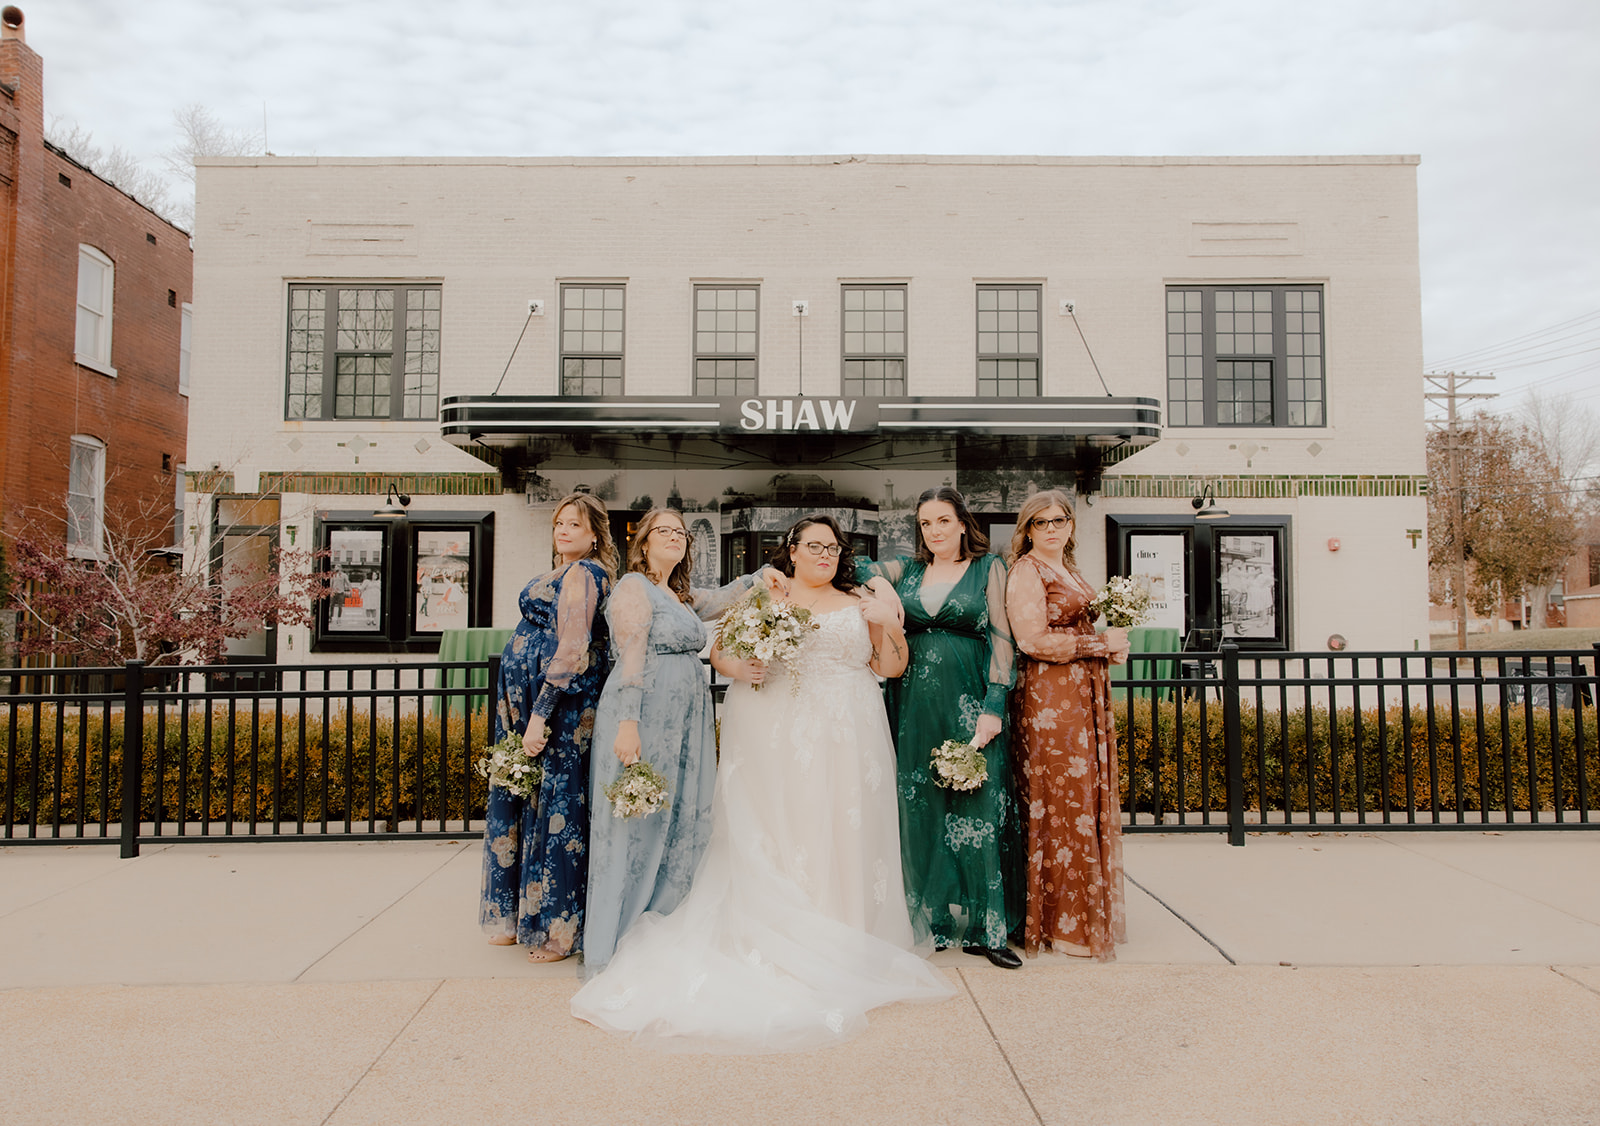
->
<box><xmin>1430</xmin><ymin>626</ymin><xmax>1600</xmax><ymax>651</ymax></box>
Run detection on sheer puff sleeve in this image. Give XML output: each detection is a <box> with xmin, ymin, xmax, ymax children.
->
<box><xmin>687</xmin><ymin>571</ymin><xmax>758</xmax><ymax>621</ymax></box>
<box><xmin>853</xmin><ymin>556</ymin><xmax>908</xmax><ymax>587</ymax></box>
<box><xmin>605</xmin><ymin>573</ymin><xmax>655</xmax><ymax>725</ymax></box>
<box><xmin>982</xmin><ymin>555</ymin><xmax>1017</xmax><ymax>716</ymax></box>
<box><xmin>532</xmin><ymin>560</ymin><xmax>604</xmax><ymax>719</ymax></box>
<box><xmin>1005</xmin><ymin>555</ymin><xmax>1109</xmax><ymax>664</ymax></box>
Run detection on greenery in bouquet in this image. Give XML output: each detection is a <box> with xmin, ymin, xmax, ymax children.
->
<box><xmin>1090</xmin><ymin>575</ymin><xmax>1153</xmax><ymax>629</ymax></box>
<box><xmin>930</xmin><ymin>738</ymin><xmax>988</xmax><ymax>791</ymax></box>
<box><xmin>474</xmin><ymin>732</ymin><xmax>544</xmax><ymax>798</ymax></box>
<box><xmin>604</xmin><ymin>760</ymin><xmax>671</xmax><ymax>819</ymax></box>
<box><xmin>715</xmin><ymin>583</ymin><xmax>818</xmax><ymax>692</ymax></box>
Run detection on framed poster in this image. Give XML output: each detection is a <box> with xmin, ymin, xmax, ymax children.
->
<box><xmin>412</xmin><ymin>528</ymin><xmax>474</xmax><ymax>634</ymax></box>
<box><xmin>325</xmin><ymin>528</ymin><xmax>388</xmax><ymax>635</ymax></box>
<box><xmin>314</xmin><ymin>511</ymin><xmax>494</xmax><ymax>652</ymax></box>
<box><xmin>1219</xmin><ymin>533</ymin><xmax>1278</xmax><ymax>640</ymax></box>
<box><xmin>1127</xmin><ymin>532</ymin><xmax>1188</xmax><ymax>634</ymax></box>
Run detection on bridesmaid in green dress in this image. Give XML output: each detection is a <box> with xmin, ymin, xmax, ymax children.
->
<box><xmin>857</xmin><ymin>486</ymin><xmax>1024</xmax><ymax>968</ymax></box>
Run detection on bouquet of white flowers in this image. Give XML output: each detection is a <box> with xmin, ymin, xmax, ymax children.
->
<box><xmin>1090</xmin><ymin>575</ymin><xmax>1153</xmax><ymax>629</ymax></box>
<box><xmin>475</xmin><ymin>732</ymin><xmax>544</xmax><ymax>799</ymax></box>
<box><xmin>715</xmin><ymin>583</ymin><xmax>818</xmax><ymax>692</ymax></box>
<box><xmin>930</xmin><ymin>739</ymin><xmax>989</xmax><ymax>792</ymax></box>
<box><xmin>604</xmin><ymin>761</ymin><xmax>671</xmax><ymax>819</ymax></box>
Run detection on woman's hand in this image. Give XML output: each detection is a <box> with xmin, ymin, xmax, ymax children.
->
<box><xmin>522</xmin><ymin>716</ymin><xmax>549</xmax><ymax>757</ymax></box>
<box><xmin>1103</xmin><ymin>626</ymin><xmax>1130</xmax><ymax>665</ymax></box>
<box><xmin>972</xmin><ymin>712</ymin><xmax>1002</xmax><ymax>749</ymax></box>
<box><xmin>760</xmin><ymin>567</ymin><xmax>789</xmax><ymax>600</ymax></box>
<box><xmin>612</xmin><ymin>721</ymin><xmax>641</xmax><ymax>765</ymax></box>
<box><xmin>857</xmin><ymin>587</ymin><xmax>901</xmax><ymax>628</ymax></box>
<box><xmin>726</xmin><ymin>657</ymin><xmax>767</xmax><ymax>685</ymax></box>
<box><xmin>866</xmin><ymin>576</ymin><xmax>905</xmax><ymax>625</ymax></box>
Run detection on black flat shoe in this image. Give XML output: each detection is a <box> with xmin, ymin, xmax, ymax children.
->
<box><xmin>963</xmin><ymin>944</ymin><xmax>1022</xmax><ymax>969</ymax></box>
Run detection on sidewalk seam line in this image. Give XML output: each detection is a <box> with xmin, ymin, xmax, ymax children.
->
<box><xmin>293</xmin><ymin>841</ymin><xmax>470</xmax><ymax>984</ymax></box>
<box><xmin>955</xmin><ymin>966</ymin><xmax>1047</xmax><ymax>1126</ymax></box>
<box><xmin>1550</xmin><ymin>966</ymin><xmax>1600</xmax><ymax>1001</ymax></box>
<box><xmin>1379</xmin><ymin>835</ymin><xmax>1600</xmax><ymax>929</ymax></box>
<box><xmin>320</xmin><ymin>978</ymin><xmax>445</xmax><ymax>1126</ymax></box>
<box><xmin>1125</xmin><ymin>872</ymin><xmax>1238</xmax><ymax>965</ymax></box>
<box><xmin>0</xmin><ymin>843</ymin><xmax>172</xmax><ymax>923</ymax></box>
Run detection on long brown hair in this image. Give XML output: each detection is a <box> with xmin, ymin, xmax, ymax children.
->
<box><xmin>552</xmin><ymin>492</ymin><xmax>619</xmax><ymax>578</ymax></box>
<box><xmin>771</xmin><ymin>514</ymin><xmax>859</xmax><ymax>593</ymax></box>
<box><xmin>626</xmin><ymin>508</ymin><xmax>693</xmax><ymax>603</ymax></box>
<box><xmin>1007</xmin><ymin>489</ymin><xmax>1077</xmax><ymax>567</ymax></box>
<box><xmin>912</xmin><ymin>486</ymin><xmax>990</xmax><ymax>564</ymax></box>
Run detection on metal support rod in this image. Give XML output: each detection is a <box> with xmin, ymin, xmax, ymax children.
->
<box><xmin>1222</xmin><ymin>643</ymin><xmax>1245</xmax><ymax>846</ymax></box>
<box><xmin>120</xmin><ymin>660</ymin><xmax>145</xmax><ymax>859</ymax></box>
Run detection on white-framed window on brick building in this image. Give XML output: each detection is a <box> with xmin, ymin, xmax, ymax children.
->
<box><xmin>67</xmin><ymin>435</ymin><xmax>105</xmax><ymax>559</ymax></box>
<box><xmin>285</xmin><ymin>284</ymin><xmax>442</xmax><ymax>420</ymax></box>
<box><xmin>693</xmin><ymin>286</ymin><xmax>758</xmax><ymax>396</ymax></box>
<box><xmin>75</xmin><ymin>245</ymin><xmax>115</xmax><ymax>374</ymax></box>
<box><xmin>977</xmin><ymin>285</ymin><xmax>1041</xmax><ymax>397</ymax></box>
<box><xmin>561</xmin><ymin>284</ymin><xmax>625</xmax><ymax>395</ymax></box>
<box><xmin>1167</xmin><ymin>285</ymin><xmax>1325</xmax><ymax>427</ymax></box>
<box><xmin>841</xmin><ymin>284</ymin><xmax>906</xmax><ymax>397</ymax></box>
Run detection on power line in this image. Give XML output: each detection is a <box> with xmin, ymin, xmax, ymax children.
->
<box><xmin>1426</xmin><ymin>308</ymin><xmax>1600</xmax><ymax>369</ymax></box>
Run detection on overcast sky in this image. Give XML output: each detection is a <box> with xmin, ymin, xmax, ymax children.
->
<box><xmin>27</xmin><ymin>0</ymin><xmax>1600</xmax><ymax>419</ymax></box>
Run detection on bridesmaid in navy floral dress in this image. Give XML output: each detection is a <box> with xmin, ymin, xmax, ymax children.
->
<box><xmin>481</xmin><ymin>493</ymin><xmax>618</xmax><ymax>962</ymax></box>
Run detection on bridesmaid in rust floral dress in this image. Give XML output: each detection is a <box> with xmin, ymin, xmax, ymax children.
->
<box><xmin>1004</xmin><ymin>489</ymin><xmax>1130</xmax><ymax>961</ymax></box>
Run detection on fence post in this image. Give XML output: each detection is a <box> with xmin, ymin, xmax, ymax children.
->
<box><xmin>120</xmin><ymin>659</ymin><xmax>146</xmax><ymax>859</ymax></box>
<box><xmin>1222</xmin><ymin>643</ymin><xmax>1245</xmax><ymax>847</ymax></box>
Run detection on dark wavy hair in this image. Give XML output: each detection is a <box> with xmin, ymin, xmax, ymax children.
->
<box><xmin>626</xmin><ymin>508</ymin><xmax>693</xmax><ymax>603</ymax></box>
<box><xmin>770</xmin><ymin>514</ymin><xmax>859</xmax><ymax>593</ymax></box>
<box><xmin>551</xmin><ymin>492</ymin><xmax>619</xmax><ymax>578</ymax></box>
<box><xmin>911</xmin><ymin>486</ymin><xmax>990</xmax><ymax>564</ymax></box>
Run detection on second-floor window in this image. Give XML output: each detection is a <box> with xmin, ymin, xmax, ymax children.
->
<box><xmin>1167</xmin><ymin>285</ymin><xmax>1325</xmax><ymax>427</ymax></box>
<box><xmin>693</xmin><ymin>286</ymin><xmax>758</xmax><ymax>396</ymax></box>
<box><xmin>285</xmin><ymin>284</ymin><xmax>442</xmax><ymax>420</ymax></box>
<box><xmin>75</xmin><ymin>245</ymin><xmax>115</xmax><ymax>373</ymax></box>
<box><xmin>67</xmin><ymin>435</ymin><xmax>105</xmax><ymax>558</ymax></box>
<box><xmin>561</xmin><ymin>284</ymin><xmax>624</xmax><ymax>395</ymax></box>
<box><xmin>841</xmin><ymin>284</ymin><xmax>906</xmax><ymax>397</ymax></box>
<box><xmin>179</xmin><ymin>303</ymin><xmax>193</xmax><ymax>396</ymax></box>
<box><xmin>977</xmin><ymin>285</ymin><xmax>1041</xmax><ymax>397</ymax></box>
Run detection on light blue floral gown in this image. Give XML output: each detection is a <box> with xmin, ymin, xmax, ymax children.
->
<box><xmin>583</xmin><ymin>571</ymin><xmax>755</xmax><ymax>977</ymax></box>
<box><xmin>480</xmin><ymin>557</ymin><xmax>611</xmax><ymax>956</ymax></box>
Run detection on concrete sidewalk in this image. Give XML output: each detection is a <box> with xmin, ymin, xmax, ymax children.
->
<box><xmin>3</xmin><ymin>832</ymin><xmax>1598</xmax><ymax>1124</ymax></box>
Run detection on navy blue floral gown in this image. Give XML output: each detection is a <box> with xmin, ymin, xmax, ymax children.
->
<box><xmin>480</xmin><ymin>557</ymin><xmax>611</xmax><ymax>956</ymax></box>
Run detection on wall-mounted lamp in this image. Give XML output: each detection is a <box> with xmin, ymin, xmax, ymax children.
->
<box><xmin>1191</xmin><ymin>484</ymin><xmax>1229</xmax><ymax>520</ymax></box>
<box><xmin>372</xmin><ymin>483</ymin><xmax>411</xmax><ymax>518</ymax></box>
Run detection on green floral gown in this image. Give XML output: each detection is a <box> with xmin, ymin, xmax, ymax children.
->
<box><xmin>859</xmin><ymin>554</ymin><xmax>1023</xmax><ymax>949</ymax></box>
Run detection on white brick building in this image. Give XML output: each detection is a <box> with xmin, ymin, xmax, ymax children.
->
<box><xmin>186</xmin><ymin>154</ymin><xmax>1427</xmax><ymax>662</ymax></box>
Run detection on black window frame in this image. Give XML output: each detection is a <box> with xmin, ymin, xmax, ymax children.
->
<box><xmin>1165</xmin><ymin>285</ymin><xmax>1325</xmax><ymax>429</ymax></box>
<box><xmin>284</xmin><ymin>283</ymin><xmax>443</xmax><ymax>422</ymax></box>
<box><xmin>976</xmin><ymin>284</ymin><xmax>1042</xmax><ymax>397</ymax></box>
<box><xmin>692</xmin><ymin>285</ymin><xmax>759</xmax><ymax>397</ymax></box>
<box><xmin>841</xmin><ymin>283</ymin><xmax>907</xmax><ymax>398</ymax></box>
<box><xmin>560</xmin><ymin>283</ymin><xmax>626</xmax><ymax>396</ymax></box>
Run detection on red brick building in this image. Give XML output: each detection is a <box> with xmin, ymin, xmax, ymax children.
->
<box><xmin>1</xmin><ymin>8</ymin><xmax>190</xmax><ymax>586</ymax></box>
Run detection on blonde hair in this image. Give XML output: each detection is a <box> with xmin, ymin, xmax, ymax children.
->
<box><xmin>1007</xmin><ymin>489</ymin><xmax>1077</xmax><ymax>566</ymax></box>
<box><xmin>626</xmin><ymin>508</ymin><xmax>693</xmax><ymax>603</ymax></box>
<box><xmin>552</xmin><ymin>492</ymin><xmax>619</xmax><ymax>578</ymax></box>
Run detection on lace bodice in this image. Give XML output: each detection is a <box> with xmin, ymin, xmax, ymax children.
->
<box><xmin>767</xmin><ymin>606</ymin><xmax>871</xmax><ymax>690</ymax></box>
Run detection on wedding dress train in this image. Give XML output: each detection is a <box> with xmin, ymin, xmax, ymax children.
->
<box><xmin>570</xmin><ymin>606</ymin><xmax>954</xmax><ymax>1053</ymax></box>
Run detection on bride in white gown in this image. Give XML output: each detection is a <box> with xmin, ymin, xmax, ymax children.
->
<box><xmin>571</xmin><ymin>515</ymin><xmax>955</xmax><ymax>1053</ymax></box>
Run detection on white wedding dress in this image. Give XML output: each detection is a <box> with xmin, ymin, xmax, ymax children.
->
<box><xmin>571</xmin><ymin>605</ymin><xmax>954</xmax><ymax>1053</ymax></box>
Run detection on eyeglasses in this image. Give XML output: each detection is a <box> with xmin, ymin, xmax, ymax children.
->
<box><xmin>650</xmin><ymin>526</ymin><xmax>688</xmax><ymax>541</ymax></box>
<box><xmin>1029</xmin><ymin>516</ymin><xmax>1072</xmax><ymax>531</ymax></box>
<box><xmin>798</xmin><ymin>541</ymin><xmax>843</xmax><ymax>557</ymax></box>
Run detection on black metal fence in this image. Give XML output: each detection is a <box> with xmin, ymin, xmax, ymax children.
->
<box><xmin>3</xmin><ymin>645</ymin><xmax>1597</xmax><ymax>855</ymax></box>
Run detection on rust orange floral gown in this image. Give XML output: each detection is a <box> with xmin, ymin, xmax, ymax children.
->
<box><xmin>1005</xmin><ymin>554</ymin><xmax>1127</xmax><ymax>961</ymax></box>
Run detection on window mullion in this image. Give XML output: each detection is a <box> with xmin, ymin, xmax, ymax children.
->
<box><xmin>1271</xmin><ymin>287</ymin><xmax>1289</xmax><ymax>427</ymax></box>
<box><xmin>1201</xmin><ymin>288</ymin><xmax>1218</xmax><ymax>428</ymax></box>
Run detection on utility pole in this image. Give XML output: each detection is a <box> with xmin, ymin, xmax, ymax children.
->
<box><xmin>1424</xmin><ymin>371</ymin><xmax>1496</xmax><ymax>649</ymax></box>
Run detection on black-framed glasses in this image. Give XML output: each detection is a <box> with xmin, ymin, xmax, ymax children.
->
<box><xmin>650</xmin><ymin>526</ymin><xmax>689</xmax><ymax>541</ymax></box>
<box><xmin>798</xmin><ymin>541</ymin><xmax>843</xmax><ymax>557</ymax></box>
<box><xmin>1029</xmin><ymin>516</ymin><xmax>1071</xmax><ymax>531</ymax></box>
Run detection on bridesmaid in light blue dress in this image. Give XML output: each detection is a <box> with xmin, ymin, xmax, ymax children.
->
<box><xmin>583</xmin><ymin>508</ymin><xmax>762</xmax><ymax>977</ymax></box>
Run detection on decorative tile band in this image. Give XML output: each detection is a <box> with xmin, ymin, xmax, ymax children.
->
<box><xmin>255</xmin><ymin>472</ymin><xmax>504</xmax><ymax>497</ymax></box>
<box><xmin>1100</xmin><ymin>474</ymin><xmax>1431</xmax><ymax>499</ymax></box>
